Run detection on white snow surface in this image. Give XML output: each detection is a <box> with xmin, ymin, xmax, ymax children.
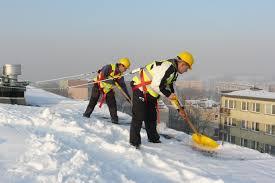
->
<box><xmin>0</xmin><ymin>86</ymin><xmax>275</xmax><ymax>183</ymax></box>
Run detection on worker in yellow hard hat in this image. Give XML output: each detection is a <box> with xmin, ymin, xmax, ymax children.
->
<box><xmin>83</xmin><ymin>58</ymin><xmax>131</xmax><ymax>124</ymax></box>
<box><xmin>177</xmin><ymin>51</ymin><xmax>194</xmax><ymax>71</ymax></box>
<box><xmin>129</xmin><ymin>51</ymin><xmax>194</xmax><ymax>149</ymax></box>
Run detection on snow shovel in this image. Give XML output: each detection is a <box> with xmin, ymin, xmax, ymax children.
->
<box><xmin>114</xmin><ymin>81</ymin><xmax>132</xmax><ymax>104</ymax></box>
<box><xmin>171</xmin><ymin>98</ymin><xmax>219</xmax><ymax>151</ymax></box>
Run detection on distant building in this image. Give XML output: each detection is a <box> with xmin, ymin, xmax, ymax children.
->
<box><xmin>60</xmin><ymin>80</ymin><xmax>88</xmax><ymax>100</ymax></box>
<box><xmin>216</xmin><ymin>81</ymin><xmax>253</xmax><ymax>93</ymax></box>
<box><xmin>176</xmin><ymin>80</ymin><xmax>203</xmax><ymax>92</ymax></box>
<box><xmin>220</xmin><ymin>88</ymin><xmax>275</xmax><ymax>155</ymax></box>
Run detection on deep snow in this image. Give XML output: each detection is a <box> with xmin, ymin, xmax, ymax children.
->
<box><xmin>0</xmin><ymin>86</ymin><xmax>275</xmax><ymax>183</ymax></box>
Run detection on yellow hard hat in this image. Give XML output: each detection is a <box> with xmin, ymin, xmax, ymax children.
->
<box><xmin>119</xmin><ymin>58</ymin><xmax>131</xmax><ymax>69</ymax></box>
<box><xmin>177</xmin><ymin>51</ymin><xmax>194</xmax><ymax>70</ymax></box>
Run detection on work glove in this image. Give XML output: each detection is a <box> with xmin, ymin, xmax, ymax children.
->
<box><xmin>168</xmin><ymin>93</ymin><xmax>177</xmax><ymax>100</ymax></box>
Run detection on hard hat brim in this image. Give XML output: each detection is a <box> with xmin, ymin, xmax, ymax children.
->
<box><xmin>182</xmin><ymin>60</ymin><xmax>192</xmax><ymax>70</ymax></box>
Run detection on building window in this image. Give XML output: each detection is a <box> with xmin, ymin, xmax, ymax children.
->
<box><xmin>256</xmin><ymin>103</ymin><xmax>260</xmax><ymax>112</ymax></box>
<box><xmin>230</xmin><ymin>135</ymin><xmax>235</xmax><ymax>144</ymax></box>
<box><xmin>256</xmin><ymin>142</ymin><xmax>260</xmax><ymax>151</ymax></box>
<box><xmin>252</xmin><ymin>103</ymin><xmax>260</xmax><ymax>112</ymax></box>
<box><xmin>241</xmin><ymin>102</ymin><xmax>249</xmax><ymax>111</ymax></box>
<box><xmin>265</xmin><ymin>145</ymin><xmax>275</xmax><ymax>155</ymax></box>
<box><xmin>265</xmin><ymin>104</ymin><xmax>271</xmax><ymax>114</ymax></box>
<box><xmin>229</xmin><ymin>100</ymin><xmax>236</xmax><ymax>109</ymax></box>
<box><xmin>265</xmin><ymin>144</ymin><xmax>272</xmax><ymax>154</ymax></box>
<box><xmin>272</xmin><ymin>105</ymin><xmax>275</xmax><ymax>115</ymax></box>
<box><xmin>232</xmin><ymin>118</ymin><xmax>236</xmax><ymax>126</ymax></box>
<box><xmin>228</xmin><ymin>117</ymin><xmax>232</xmax><ymax>126</ymax></box>
<box><xmin>241</xmin><ymin>120</ymin><xmax>249</xmax><ymax>129</ymax></box>
<box><xmin>266</xmin><ymin>124</ymin><xmax>275</xmax><ymax>135</ymax></box>
<box><xmin>251</xmin><ymin>141</ymin><xmax>256</xmax><ymax>149</ymax></box>
<box><xmin>224</xmin><ymin>99</ymin><xmax>228</xmax><ymax>108</ymax></box>
<box><xmin>252</xmin><ymin>122</ymin><xmax>260</xmax><ymax>131</ymax></box>
<box><xmin>240</xmin><ymin>138</ymin><xmax>248</xmax><ymax>147</ymax></box>
<box><xmin>224</xmin><ymin>117</ymin><xmax>228</xmax><ymax>125</ymax></box>
<box><xmin>227</xmin><ymin>117</ymin><xmax>236</xmax><ymax>126</ymax></box>
<box><xmin>252</xmin><ymin>103</ymin><xmax>256</xmax><ymax>112</ymax></box>
<box><xmin>224</xmin><ymin>133</ymin><xmax>227</xmax><ymax>141</ymax></box>
<box><xmin>266</xmin><ymin>124</ymin><xmax>270</xmax><ymax>134</ymax></box>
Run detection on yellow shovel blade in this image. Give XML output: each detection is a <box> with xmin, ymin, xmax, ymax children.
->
<box><xmin>192</xmin><ymin>133</ymin><xmax>219</xmax><ymax>151</ymax></box>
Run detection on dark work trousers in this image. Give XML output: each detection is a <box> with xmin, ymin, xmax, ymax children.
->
<box><xmin>130</xmin><ymin>88</ymin><xmax>160</xmax><ymax>146</ymax></box>
<box><xmin>83</xmin><ymin>84</ymin><xmax>118</xmax><ymax>123</ymax></box>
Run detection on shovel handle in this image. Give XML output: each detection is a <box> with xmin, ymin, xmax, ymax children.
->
<box><xmin>180</xmin><ymin>110</ymin><xmax>198</xmax><ymax>134</ymax></box>
<box><xmin>115</xmin><ymin>82</ymin><xmax>132</xmax><ymax>105</ymax></box>
<box><xmin>171</xmin><ymin>97</ymin><xmax>198</xmax><ymax>134</ymax></box>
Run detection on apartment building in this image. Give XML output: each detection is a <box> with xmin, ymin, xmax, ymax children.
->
<box><xmin>220</xmin><ymin>88</ymin><xmax>275</xmax><ymax>155</ymax></box>
<box><xmin>175</xmin><ymin>80</ymin><xmax>203</xmax><ymax>92</ymax></box>
<box><xmin>60</xmin><ymin>80</ymin><xmax>88</xmax><ymax>100</ymax></box>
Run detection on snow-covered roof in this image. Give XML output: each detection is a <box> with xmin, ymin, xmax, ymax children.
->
<box><xmin>1</xmin><ymin>87</ymin><xmax>275</xmax><ymax>182</ymax></box>
<box><xmin>223</xmin><ymin>89</ymin><xmax>275</xmax><ymax>100</ymax></box>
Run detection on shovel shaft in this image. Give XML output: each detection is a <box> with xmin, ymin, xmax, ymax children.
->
<box><xmin>180</xmin><ymin>112</ymin><xmax>198</xmax><ymax>134</ymax></box>
<box><xmin>171</xmin><ymin>98</ymin><xmax>219</xmax><ymax>150</ymax></box>
<box><xmin>171</xmin><ymin>98</ymin><xmax>198</xmax><ymax>134</ymax></box>
<box><xmin>114</xmin><ymin>82</ymin><xmax>132</xmax><ymax>104</ymax></box>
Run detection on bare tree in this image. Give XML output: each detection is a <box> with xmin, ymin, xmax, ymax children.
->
<box><xmin>184</xmin><ymin>102</ymin><xmax>218</xmax><ymax>137</ymax></box>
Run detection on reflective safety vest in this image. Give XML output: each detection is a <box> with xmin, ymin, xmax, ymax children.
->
<box><xmin>132</xmin><ymin>60</ymin><xmax>177</xmax><ymax>98</ymax></box>
<box><xmin>94</xmin><ymin>64</ymin><xmax>122</xmax><ymax>93</ymax></box>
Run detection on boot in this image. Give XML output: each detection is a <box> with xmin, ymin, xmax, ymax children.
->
<box><xmin>83</xmin><ymin>113</ymin><xmax>90</xmax><ymax>118</ymax></box>
<box><xmin>148</xmin><ymin>139</ymin><xmax>161</xmax><ymax>143</ymax></box>
<box><xmin>130</xmin><ymin>143</ymin><xmax>140</xmax><ymax>150</ymax></box>
<box><xmin>111</xmin><ymin>119</ymin><xmax>118</xmax><ymax>124</ymax></box>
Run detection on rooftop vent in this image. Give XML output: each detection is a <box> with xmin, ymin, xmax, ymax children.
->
<box><xmin>0</xmin><ymin>64</ymin><xmax>29</xmax><ymax>105</ymax></box>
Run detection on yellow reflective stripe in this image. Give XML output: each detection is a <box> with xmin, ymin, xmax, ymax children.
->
<box><xmin>132</xmin><ymin>60</ymin><xmax>176</xmax><ymax>98</ymax></box>
<box><xmin>147</xmin><ymin>89</ymin><xmax>159</xmax><ymax>98</ymax></box>
<box><xmin>145</xmin><ymin>62</ymin><xmax>161</xmax><ymax>97</ymax></box>
<box><xmin>109</xmin><ymin>64</ymin><xmax>116</xmax><ymax>77</ymax></box>
<box><xmin>94</xmin><ymin>64</ymin><xmax>122</xmax><ymax>93</ymax></box>
<box><xmin>166</xmin><ymin>73</ymin><xmax>175</xmax><ymax>84</ymax></box>
<box><xmin>132</xmin><ymin>63</ymin><xmax>159</xmax><ymax>98</ymax></box>
<box><xmin>132</xmin><ymin>75</ymin><xmax>140</xmax><ymax>84</ymax></box>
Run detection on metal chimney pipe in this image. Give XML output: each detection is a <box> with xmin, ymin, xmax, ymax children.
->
<box><xmin>2</xmin><ymin>64</ymin><xmax>22</xmax><ymax>81</ymax></box>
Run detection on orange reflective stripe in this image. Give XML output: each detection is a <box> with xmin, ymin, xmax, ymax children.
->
<box><xmin>99</xmin><ymin>92</ymin><xmax>107</xmax><ymax>108</ymax></box>
<box><xmin>132</xmin><ymin>69</ymin><xmax>152</xmax><ymax>91</ymax></box>
<box><xmin>132</xmin><ymin>81</ymin><xmax>151</xmax><ymax>91</ymax></box>
<box><xmin>132</xmin><ymin>69</ymin><xmax>153</xmax><ymax>104</ymax></box>
<box><xmin>95</xmin><ymin>64</ymin><xmax>120</xmax><ymax>94</ymax></box>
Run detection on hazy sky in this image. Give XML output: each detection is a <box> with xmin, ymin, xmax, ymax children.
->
<box><xmin>0</xmin><ymin>0</ymin><xmax>274</xmax><ymax>81</ymax></box>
